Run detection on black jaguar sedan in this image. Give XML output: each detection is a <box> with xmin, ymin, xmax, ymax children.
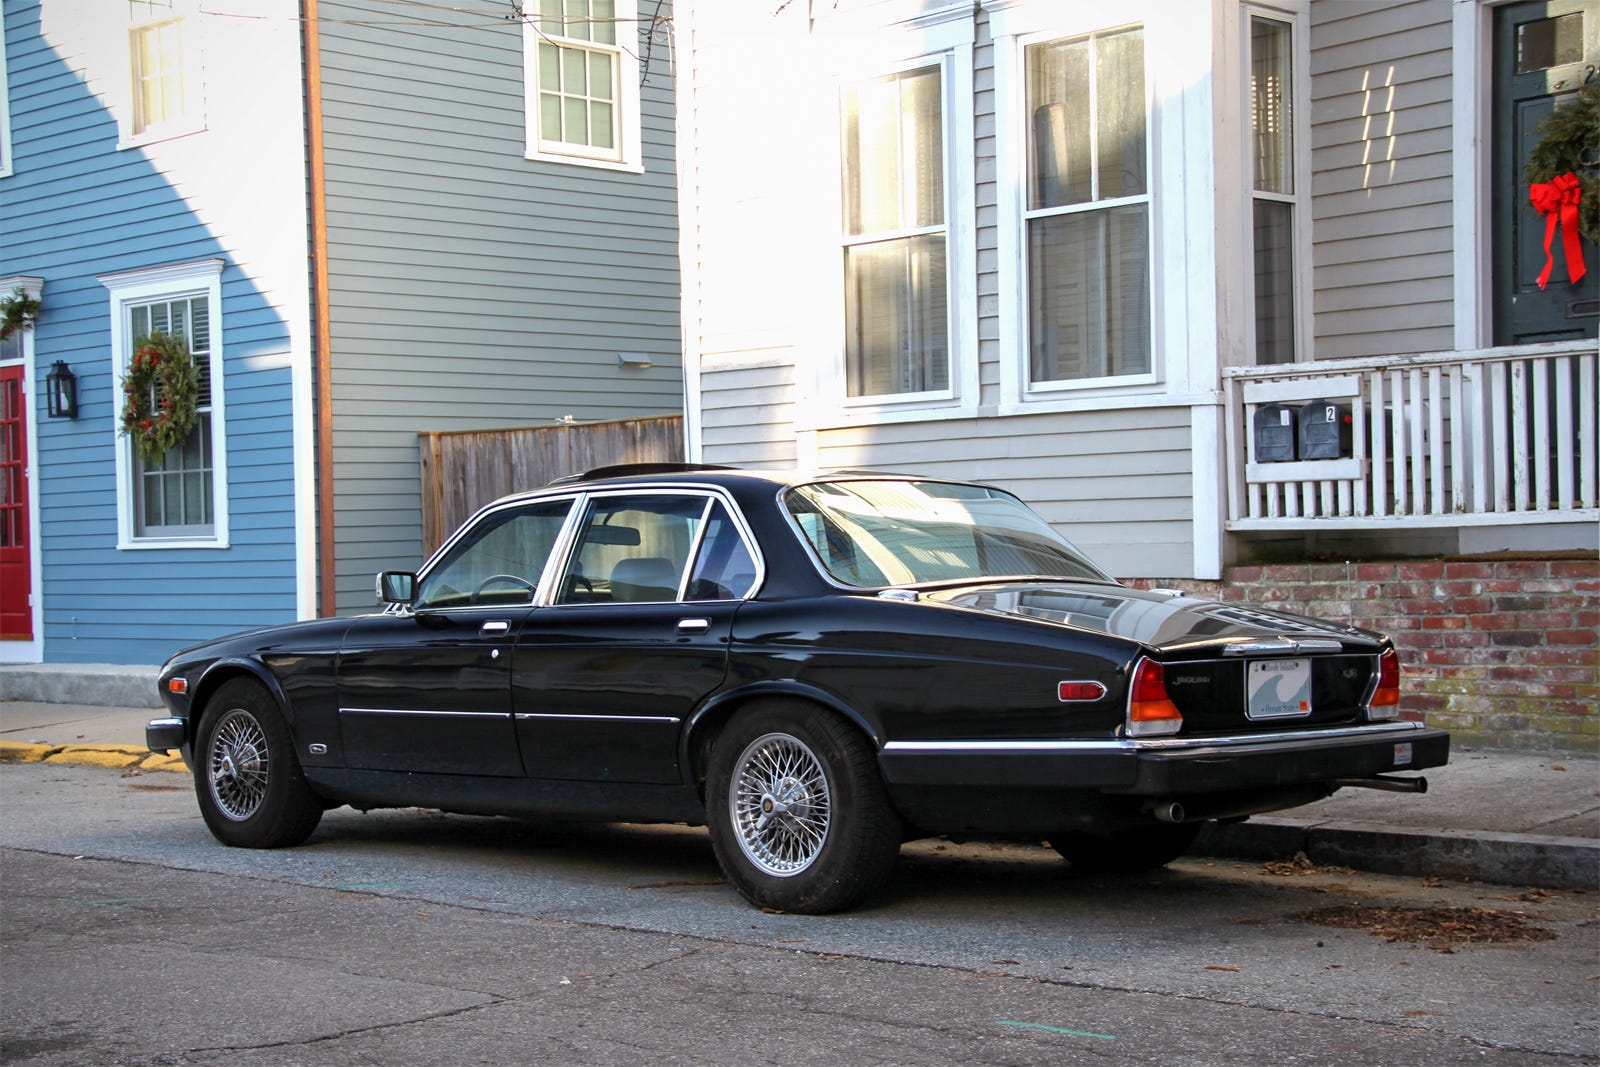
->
<box><xmin>148</xmin><ymin>465</ymin><xmax>1448</xmax><ymax>913</ymax></box>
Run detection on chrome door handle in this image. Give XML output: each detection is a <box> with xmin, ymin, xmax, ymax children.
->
<box><xmin>481</xmin><ymin>621</ymin><xmax>511</xmax><ymax>635</ymax></box>
<box><xmin>677</xmin><ymin>618</ymin><xmax>710</xmax><ymax>633</ymax></box>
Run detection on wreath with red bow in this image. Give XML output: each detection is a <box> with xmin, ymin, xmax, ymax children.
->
<box><xmin>120</xmin><ymin>331</ymin><xmax>200</xmax><ymax>464</ymax></box>
<box><xmin>1523</xmin><ymin>80</ymin><xmax>1597</xmax><ymax>289</ymax></box>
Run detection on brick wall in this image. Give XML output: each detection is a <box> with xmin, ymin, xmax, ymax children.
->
<box><xmin>1124</xmin><ymin>559</ymin><xmax>1599</xmax><ymax>754</ymax></box>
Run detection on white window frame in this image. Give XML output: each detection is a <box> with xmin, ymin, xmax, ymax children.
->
<box><xmin>118</xmin><ymin>0</ymin><xmax>206</xmax><ymax>150</ymax></box>
<box><xmin>1241</xmin><ymin>4</ymin><xmax>1312</xmax><ymax>367</ymax></box>
<box><xmin>101</xmin><ymin>259</ymin><xmax>229</xmax><ymax>550</ymax></box>
<box><xmin>522</xmin><ymin>0</ymin><xmax>644</xmax><ymax>173</ymax></box>
<box><xmin>990</xmin><ymin>0</ymin><xmax>1219</xmax><ymax>415</ymax></box>
<box><xmin>0</xmin><ymin>28</ymin><xmax>14</xmax><ymax>179</ymax></box>
<box><xmin>799</xmin><ymin>5</ymin><xmax>979</xmax><ymax>430</ymax></box>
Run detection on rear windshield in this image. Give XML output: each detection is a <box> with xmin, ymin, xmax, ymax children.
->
<box><xmin>783</xmin><ymin>479</ymin><xmax>1114</xmax><ymax>588</ymax></box>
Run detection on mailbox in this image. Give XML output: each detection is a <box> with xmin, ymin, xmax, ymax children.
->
<box><xmin>1299</xmin><ymin>399</ymin><xmax>1353</xmax><ymax>459</ymax></box>
<box><xmin>1254</xmin><ymin>402</ymin><xmax>1299</xmax><ymax>462</ymax></box>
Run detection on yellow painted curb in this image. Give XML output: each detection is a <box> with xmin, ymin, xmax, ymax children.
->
<box><xmin>140</xmin><ymin>752</ymin><xmax>189</xmax><ymax>773</ymax></box>
<box><xmin>0</xmin><ymin>740</ymin><xmax>56</xmax><ymax>762</ymax></box>
<box><xmin>42</xmin><ymin>745</ymin><xmax>147</xmax><ymax>769</ymax></box>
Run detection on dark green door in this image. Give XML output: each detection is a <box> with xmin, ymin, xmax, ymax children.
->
<box><xmin>1492</xmin><ymin>0</ymin><xmax>1599</xmax><ymax>345</ymax></box>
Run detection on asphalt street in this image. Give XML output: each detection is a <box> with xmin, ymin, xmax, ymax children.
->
<box><xmin>3</xmin><ymin>761</ymin><xmax>1597</xmax><ymax>1065</ymax></box>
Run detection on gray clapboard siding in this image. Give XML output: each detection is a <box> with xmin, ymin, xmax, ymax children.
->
<box><xmin>320</xmin><ymin>0</ymin><xmax>681</xmax><ymax>611</ymax></box>
<box><xmin>809</xmin><ymin>408</ymin><xmax>1193</xmax><ymax>579</ymax></box>
<box><xmin>1309</xmin><ymin>0</ymin><xmax>1453</xmax><ymax>360</ymax></box>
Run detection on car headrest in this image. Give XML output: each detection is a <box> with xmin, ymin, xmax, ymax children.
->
<box><xmin>610</xmin><ymin>557</ymin><xmax>679</xmax><ymax>602</ymax></box>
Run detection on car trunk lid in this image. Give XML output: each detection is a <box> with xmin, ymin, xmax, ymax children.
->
<box><xmin>922</xmin><ymin>582</ymin><xmax>1386</xmax><ymax>732</ymax></box>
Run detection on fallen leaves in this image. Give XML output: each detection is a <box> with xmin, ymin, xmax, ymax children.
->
<box><xmin>1291</xmin><ymin>904</ymin><xmax>1558</xmax><ymax>951</ymax></box>
<box><xmin>1260</xmin><ymin>851</ymin><xmax>1353</xmax><ymax>877</ymax></box>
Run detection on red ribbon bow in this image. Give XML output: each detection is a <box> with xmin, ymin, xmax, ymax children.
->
<box><xmin>1528</xmin><ymin>172</ymin><xmax>1586</xmax><ymax>289</ymax></box>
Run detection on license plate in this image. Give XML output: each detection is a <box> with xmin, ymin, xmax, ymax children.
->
<box><xmin>1246</xmin><ymin>658</ymin><xmax>1313</xmax><ymax>720</ymax></box>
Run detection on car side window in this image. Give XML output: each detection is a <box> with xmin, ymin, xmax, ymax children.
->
<box><xmin>414</xmin><ymin>499</ymin><xmax>573</xmax><ymax>610</ymax></box>
<box><xmin>557</xmin><ymin>494</ymin><xmax>707</xmax><ymax>605</ymax></box>
<box><xmin>686</xmin><ymin>501</ymin><xmax>758</xmax><ymax>601</ymax></box>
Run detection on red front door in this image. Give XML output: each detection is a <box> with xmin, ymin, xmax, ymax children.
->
<box><xmin>0</xmin><ymin>364</ymin><xmax>32</xmax><ymax>641</ymax></box>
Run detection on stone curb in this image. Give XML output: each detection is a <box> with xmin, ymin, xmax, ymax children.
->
<box><xmin>0</xmin><ymin>741</ymin><xmax>186</xmax><ymax>774</ymax></box>
<box><xmin>4</xmin><ymin>745</ymin><xmax>1593</xmax><ymax>891</ymax></box>
<box><xmin>1196</xmin><ymin>817</ymin><xmax>1600</xmax><ymax>892</ymax></box>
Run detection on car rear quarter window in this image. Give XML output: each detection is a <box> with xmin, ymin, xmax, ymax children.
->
<box><xmin>686</xmin><ymin>501</ymin><xmax>759</xmax><ymax>600</ymax></box>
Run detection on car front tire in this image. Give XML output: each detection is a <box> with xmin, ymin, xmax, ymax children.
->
<box><xmin>194</xmin><ymin>678</ymin><xmax>323</xmax><ymax>849</ymax></box>
<box><xmin>706</xmin><ymin>702</ymin><xmax>901</xmax><ymax>914</ymax></box>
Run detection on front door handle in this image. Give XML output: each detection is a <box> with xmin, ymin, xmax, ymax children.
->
<box><xmin>481</xmin><ymin>620</ymin><xmax>511</xmax><ymax>635</ymax></box>
<box><xmin>677</xmin><ymin>618</ymin><xmax>710</xmax><ymax>633</ymax></box>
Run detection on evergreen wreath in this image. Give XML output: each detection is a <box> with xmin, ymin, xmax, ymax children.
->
<box><xmin>120</xmin><ymin>331</ymin><xmax>200</xmax><ymax>464</ymax></box>
<box><xmin>1523</xmin><ymin>79</ymin><xmax>1599</xmax><ymax>244</ymax></box>
<box><xmin>0</xmin><ymin>288</ymin><xmax>41</xmax><ymax>340</ymax></box>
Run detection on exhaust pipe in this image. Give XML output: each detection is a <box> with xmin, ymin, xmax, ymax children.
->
<box><xmin>1152</xmin><ymin>801</ymin><xmax>1187</xmax><ymax>824</ymax></box>
<box><xmin>1329</xmin><ymin>774</ymin><xmax>1428</xmax><ymax>794</ymax></box>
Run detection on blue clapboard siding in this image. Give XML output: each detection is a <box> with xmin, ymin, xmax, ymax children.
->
<box><xmin>0</xmin><ymin>1</ymin><xmax>300</xmax><ymax>664</ymax></box>
<box><xmin>319</xmin><ymin>1</ymin><xmax>683</xmax><ymax>611</ymax></box>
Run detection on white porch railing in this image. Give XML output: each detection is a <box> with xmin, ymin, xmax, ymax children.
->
<box><xmin>1223</xmin><ymin>341</ymin><xmax>1599</xmax><ymax>529</ymax></box>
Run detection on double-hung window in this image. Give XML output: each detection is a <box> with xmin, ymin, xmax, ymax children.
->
<box><xmin>1248</xmin><ymin>12</ymin><xmax>1299</xmax><ymax>365</ymax></box>
<box><xmin>103</xmin><ymin>260</ymin><xmax>227</xmax><ymax>548</ymax></box>
<box><xmin>1023</xmin><ymin>27</ymin><xmax>1152</xmax><ymax>387</ymax></box>
<box><xmin>840</xmin><ymin>65</ymin><xmax>951</xmax><ymax>400</ymax></box>
<box><xmin>123</xmin><ymin>0</ymin><xmax>203</xmax><ymax>147</ymax></box>
<box><xmin>524</xmin><ymin>0</ymin><xmax>642</xmax><ymax>171</ymax></box>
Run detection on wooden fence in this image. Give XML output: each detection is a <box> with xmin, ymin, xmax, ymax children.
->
<box><xmin>419</xmin><ymin>415</ymin><xmax>684</xmax><ymax>553</ymax></box>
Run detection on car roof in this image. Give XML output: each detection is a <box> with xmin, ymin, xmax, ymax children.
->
<box><xmin>486</xmin><ymin>464</ymin><xmax>936</xmax><ymax>507</ymax></box>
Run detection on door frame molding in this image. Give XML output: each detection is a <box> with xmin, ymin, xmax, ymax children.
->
<box><xmin>1455</xmin><ymin>0</ymin><xmax>1599</xmax><ymax>349</ymax></box>
<box><xmin>0</xmin><ymin>275</ymin><xmax>44</xmax><ymax>663</ymax></box>
<box><xmin>1452</xmin><ymin>1</ymin><xmax>1498</xmax><ymax>351</ymax></box>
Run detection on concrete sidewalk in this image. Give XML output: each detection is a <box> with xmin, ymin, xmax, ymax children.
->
<box><xmin>3</xmin><ymin>699</ymin><xmax>1596</xmax><ymax>890</ymax></box>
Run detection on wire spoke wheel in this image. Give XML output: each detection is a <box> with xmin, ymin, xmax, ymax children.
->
<box><xmin>730</xmin><ymin>732</ymin><xmax>832</xmax><ymax>877</ymax></box>
<box><xmin>207</xmin><ymin>708</ymin><xmax>271</xmax><ymax>822</ymax></box>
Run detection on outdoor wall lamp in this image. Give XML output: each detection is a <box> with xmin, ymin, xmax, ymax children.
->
<box><xmin>45</xmin><ymin>360</ymin><xmax>77</xmax><ymax>419</ymax></box>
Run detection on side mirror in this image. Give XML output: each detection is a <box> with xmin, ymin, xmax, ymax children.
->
<box><xmin>376</xmin><ymin>571</ymin><xmax>416</xmax><ymax>605</ymax></box>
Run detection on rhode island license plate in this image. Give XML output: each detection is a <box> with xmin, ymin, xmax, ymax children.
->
<box><xmin>1246</xmin><ymin>657</ymin><xmax>1313</xmax><ymax>720</ymax></box>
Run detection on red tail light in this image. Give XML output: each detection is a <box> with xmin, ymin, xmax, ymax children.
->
<box><xmin>1367</xmin><ymin>647</ymin><xmax>1401</xmax><ymax>719</ymax></box>
<box><xmin>1127</xmin><ymin>658</ymin><xmax>1183</xmax><ymax>737</ymax></box>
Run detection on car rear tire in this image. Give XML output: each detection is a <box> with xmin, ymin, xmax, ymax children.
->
<box><xmin>706</xmin><ymin>702</ymin><xmax>901</xmax><ymax>914</ymax></box>
<box><xmin>1050</xmin><ymin>822</ymin><xmax>1204</xmax><ymax>874</ymax></box>
<box><xmin>194</xmin><ymin>678</ymin><xmax>323</xmax><ymax>849</ymax></box>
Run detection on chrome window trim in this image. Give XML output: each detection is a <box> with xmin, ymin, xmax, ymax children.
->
<box><xmin>406</xmin><ymin>482</ymin><xmax>767</xmax><ymax>613</ymax></box>
<box><xmin>405</xmin><ymin>493</ymin><xmax>583</xmax><ymax>615</ymax></box>
<box><xmin>881</xmin><ymin>720</ymin><xmax>1429</xmax><ymax>755</ymax></box>
<box><xmin>544</xmin><ymin>486</ymin><xmax>766</xmax><ymax>607</ymax></box>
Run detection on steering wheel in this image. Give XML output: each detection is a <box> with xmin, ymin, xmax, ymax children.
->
<box><xmin>472</xmin><ymin>574</ymin><xmax>535</xmax><ymax>602</ymax></box>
